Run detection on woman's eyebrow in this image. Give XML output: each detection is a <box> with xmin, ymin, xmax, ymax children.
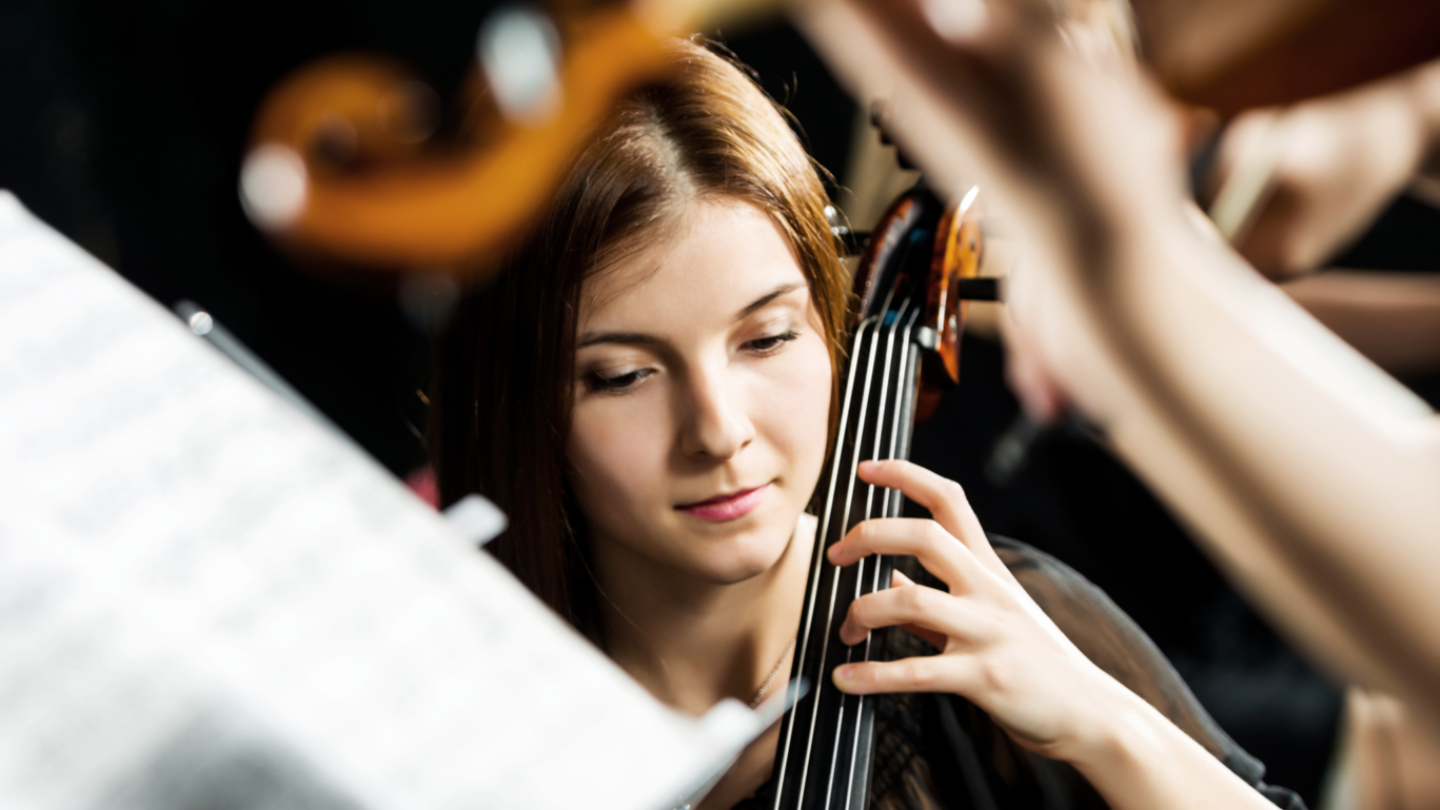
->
<box><xmin>736</xmin><ymin>282</ymin><xmax>804</xmax><ymax>321</ymax></box>
<box><xmin>576</xmin><ymin>331</ymin><xmax>664</xmax><ymax>349</ymax></box>
<box><xmin>577</xmin><ymin>283</ymin><xmax>803</xmax><ymax>348</ymax></box>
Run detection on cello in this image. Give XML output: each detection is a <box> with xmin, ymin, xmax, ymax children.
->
<box><xmin>769</xmin><ymin>182</ymin><xmax>983</xmax><ymax>809</ymax></box>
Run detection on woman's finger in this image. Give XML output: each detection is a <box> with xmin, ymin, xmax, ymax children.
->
<box><xmin>830</xmin><ymin>517</ymin><xmax>978</xmax><ymax>593</ymax></box>
<box><xmin>856</xmin><ymin>459</ymin><xmax>1010</xmax><ymax>579</ymax></box>
<box><xmin>832</xmin><ymin>654</ymin><xmax>976</xmax><ymax>696</ymax></box>
<box><xmin>838</xmin><ymin>581</ymin><xmax>989</xmax><ymax>646</ymax></box>
<box><xmin>879</xmin><ymin>571</ymin><xmax>949</xmax><ymax>648</ymax></box>
<box><xmin>888</xmin><ymin>570</ymin><xmax>949</xmax><ymax>647</ymax></box>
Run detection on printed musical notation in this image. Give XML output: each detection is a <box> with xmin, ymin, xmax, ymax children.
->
<box><xmin>0</xmin><ymin>191</ymin><xmax>758</xmax><ymax>810</ymax></box>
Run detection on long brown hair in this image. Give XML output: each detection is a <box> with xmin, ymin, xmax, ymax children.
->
<box><xmin>429</xmin><ymin>38</ymin><xmax>848</xmax><ymax>643</ymax></box>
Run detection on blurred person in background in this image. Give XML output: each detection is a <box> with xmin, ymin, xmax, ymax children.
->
<box><xmin>1206</xmin><ymin>56</ymin><xmax>1440</xmax><ymax>387</ymax></box>
<box><xmin>1201</xmin><ymin>53</ymin><xmax>1440</xmax><ymax>810</ymax></box>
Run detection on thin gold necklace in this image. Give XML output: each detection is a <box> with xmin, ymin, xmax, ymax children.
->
<box><xmin>749</xmin><ymin>637</ymin><xmax>797</xmax><ymax>709</ymax></box>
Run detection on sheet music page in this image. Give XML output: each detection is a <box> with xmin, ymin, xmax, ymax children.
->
<box><xmin>0</xmin><ymin>191</ymin><xmax>752</xmax><ymax>810</ymax></box>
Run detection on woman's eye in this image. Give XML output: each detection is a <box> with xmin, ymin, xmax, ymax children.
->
<box><xmin>743</xmin><ymin>330</ymin><xmax>800</xmax><ymax>355</ymax></box>
<box><xmin>589</xmin><ymin>368</ymin><xmax>652</xmax><ymax>394</ymax></box>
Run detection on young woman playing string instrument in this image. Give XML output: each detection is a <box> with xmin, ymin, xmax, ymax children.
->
<box><xmin>429</xmin><ymin>38</ymin><xmax>1288</xmax><ymax>810</ymax></box>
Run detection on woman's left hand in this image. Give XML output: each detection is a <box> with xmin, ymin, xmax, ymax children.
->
<box><xmin>827</xmin><ymin>459</ymin><xmax>1135</xmax><ymax>763</ymax></box>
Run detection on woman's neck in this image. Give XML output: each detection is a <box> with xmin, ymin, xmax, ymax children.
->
<box><xmin>591</xmin><ymin>514</ymin><xmax>815</xmax><ymax>717</ymax></box>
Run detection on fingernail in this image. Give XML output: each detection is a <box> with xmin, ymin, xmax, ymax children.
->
<box><xmin>836</xmin><ymin>665</ymin><xmax>854</xmax><ymax>680</ymax></box>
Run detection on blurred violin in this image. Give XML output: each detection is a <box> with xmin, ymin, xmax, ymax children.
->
<box><xmin>241</xmin><ymin>0</ymin><xmax>775</xmax><ymax>276</ymax></box>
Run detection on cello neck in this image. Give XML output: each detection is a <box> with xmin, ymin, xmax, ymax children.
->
<box><xmin>769</xmin><ymin>183</ymin><xmax>979</xmax><ymax>810</ymax></box>
<box><xmin>771</xmin><ymin>275</ymin><xmax>927</xmax><ymax>810</ymax></box>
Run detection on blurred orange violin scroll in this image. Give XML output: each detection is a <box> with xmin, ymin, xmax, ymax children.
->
<box><xmin>242</xmin><ymin>6</ymin><xmax>672</xmax><ymax>276</ymax></box>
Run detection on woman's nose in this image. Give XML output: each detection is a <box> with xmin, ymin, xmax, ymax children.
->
<box><xmin>679</xmin><ymin>367</ymin><xmax>755</xmax><ymax>460</ymax></box>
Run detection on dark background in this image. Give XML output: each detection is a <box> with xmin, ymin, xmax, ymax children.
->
<box><xmin>0</xmin><ymin>0</ymin><xmax>856</xmax><ymax>481</ymax></box>
<box><xmin>8</xmin><ymin>1</ymin><xmax>1440</xmax><ymax>805</ymax></box>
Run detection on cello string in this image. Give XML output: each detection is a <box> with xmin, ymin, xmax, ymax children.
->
<box><xmin>861</xmin><ymin>302</ymin><xmax>917</xmax><ymax>649</ymax></box>
<box><xmin>840</xmin><ymin>296</ymin><xmax>913</xmax><ymax>810</ymax></box>
<box><xmin>817</xmin><ymin>281</ymin><xmax>896</xmax><ymax>810</ymax></box>
<box><xmin>875</xmin><ymin>302</ymin><xmax>921</xmax><ymax>524</ymax></box>
<box><xmin>863</xmin><ymin>306</ymin><xmax>920</xmax><ymax>669</ymax></box>
<box><xmin>774</xmin><ymin>314</ymin><xmax>878</xmax><ymax>807</ymax></box>
<box><xmin>890</xmin><ymin>309</ymin><xmax>920</xmax><ymax>518</ymax></box>
<box><xmin>858</xmin><ymin>297</ymin><xmax>912</xmax><ymax>546</ymax></box>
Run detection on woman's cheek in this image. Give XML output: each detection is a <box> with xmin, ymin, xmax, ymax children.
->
<box><xmin>763</xmin><ymin>338</ymin><xmax>833</xmax><ymax>470</ymax></box>
<box><xmin>567</xmin><ymin>406</ymin><xmax>636</xmax><ymax>518</ymax></box>
<box><xmin>567</xmin><ymin>401</ymin><xmax>658</xmax><ymax>519</ymax></box>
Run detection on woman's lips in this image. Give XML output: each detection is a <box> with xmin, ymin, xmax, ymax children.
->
<box><xmin>677</xmin><ymin>484</ymin><xmax>770</xmax><ymax>522</ymax></box>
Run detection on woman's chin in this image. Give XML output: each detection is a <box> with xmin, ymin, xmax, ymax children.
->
<box><xmin>686</xmin><ymin>532</ymin><xmax>795</xmax><ymax>585</ymax></box>
<box><xmin>701</xmin><ymin>559</ymin><xmax>778</xmax><ymax>586</ymax></box>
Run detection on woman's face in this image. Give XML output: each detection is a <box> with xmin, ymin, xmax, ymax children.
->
<box><xmin>567</xmin><ymin>198</ymin><xmax>833</xmax><ymax>586</ymax></box>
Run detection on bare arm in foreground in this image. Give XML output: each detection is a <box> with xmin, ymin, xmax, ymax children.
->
<box><xmin>796</xmin><ymin>0</ymin><xmax>1440</xmax><ymax>732</ymax></box>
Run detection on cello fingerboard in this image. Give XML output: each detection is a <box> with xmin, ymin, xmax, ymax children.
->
<box><xmin>771</xmin><ymin>281</ymin><xmax>923</xmax><ymax>810</ymax></box>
